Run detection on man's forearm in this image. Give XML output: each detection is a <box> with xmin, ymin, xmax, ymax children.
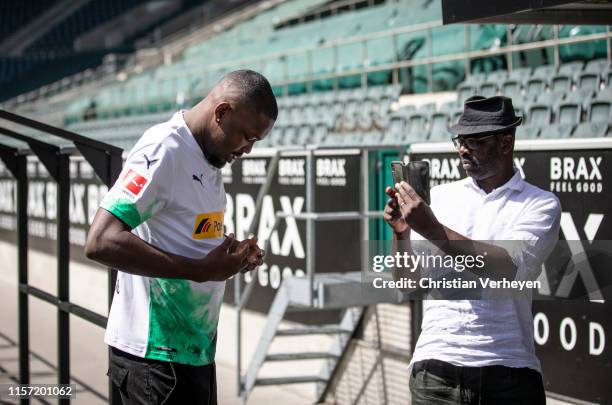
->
<box><xmin>86</xmin><ymin>229</ymin><xmax>199</xmax><ymax>281</ymax></box>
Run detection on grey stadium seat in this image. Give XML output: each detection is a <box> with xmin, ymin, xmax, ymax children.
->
<box><xmin>585</xmin><ymin>59</ymin><xmax>611</xmax><ymax>74</ymax></box>
<box><xmin>577</xmin><ymin>72</ymin><xmax>601</xmax><ymax>91</ymax></box>
<box><xmin>525</xmin><ymin>78</ymin><xmax>546</xmax><ymax>100</ymax></box>
<box><xmin>501</xmin><ymin>80</ymin><xmax>522</xmax><ymax>98</ymax></box>
<box><xmin>573</xmin><ymin>122</ymin><xmax>609</xmax><ymax>138</ymax></box>
<box><xmin>550</xmin><ymin>74</ymin><xmax>573</xmax><ymax>92</ymax></box>
<box><xmin>540</xmin><ymin>123</ymin><xmax>574</xmax><ymax>139</ymax></box>
<box><xmin>479</xmin><ymin>82</ymin><xmax>498</xmax><ymax>97</ymax></box>
<box><xmin>528</xmin><ymin>104</ymin><xmax>553</xmax><ymax>126</ymax></box>
<box><xmin>558</xmin><ymin>61</ymin><xmax>584</xmax><ymax>77</ymax></box>
<box><xmin>556</xmin><ymin>102</ymin><xmax>582</xmax><ymax>125</ymax></box>
<box><xmin>429</xmin><ymin>112</ymin><xmax>451</xmax><ymax>141</ymax></box>
<box><xmin>516</xmin><ymin>124</ymin><xmax>541</xmax><ymax>139</ymax></box>
<box><xmin>588</xmin><ymin>100</ymin><xmax>612</xmax><ymax>122</ymax></box>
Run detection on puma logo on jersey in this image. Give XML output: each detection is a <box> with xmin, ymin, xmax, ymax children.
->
<box><xmin>192</xmin><ymin>173</ymin><xmax>204</xmax><ymax>187</ymax></box>
<box><xmin>143</xmin><ymin>154</ymin><xmax>158</xmax><ymax>170</ymax></box>
<box><xmin>121</xmin><ymin>169</ymin><xmax>149</xmax><ymax>196</ymax></box>
<box><xmin>193</xmin><ymin>212</ymin><xmax>224</xmax><ymax>239</ymax></box>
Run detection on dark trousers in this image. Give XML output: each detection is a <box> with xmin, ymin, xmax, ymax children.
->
<box><xmin>409</xmin><ymin>359</ymin><xmax>546</xmax><ymax>405</ymax></box>
<box><xmin>108</xmin><ymin>347</ymin><xmax>217</xmax><ymax>405</ymax></box>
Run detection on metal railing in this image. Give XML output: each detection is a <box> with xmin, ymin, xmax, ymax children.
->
<box><xmin>232</xmin><ymin>143</ymin><xmax>421</xmax><ymax>403</ymax></box>
<box><xmin>0</xmin><ymin>110</ymin><xmax>123</xmax><ymax>405</ymax></box>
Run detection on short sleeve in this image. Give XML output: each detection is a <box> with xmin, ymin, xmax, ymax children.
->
<box><xmin>506</xmin><ymin>194</ymin><xmax>561</xmax><ymax>282</ymax></box>
<box><xmin>100</xmin><ymin>143</ymin><xmax>175</xmax><ymax>229</ymax></box>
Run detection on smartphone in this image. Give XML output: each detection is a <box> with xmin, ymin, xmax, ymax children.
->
<box><xmin>390</xmin><ymin>160</ymin><xmax>431</xmax><ymax>205</ymax></box>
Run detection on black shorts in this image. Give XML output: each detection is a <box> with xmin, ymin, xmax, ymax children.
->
<box><xmin>108</xmin><ymin>347</ymin><xmax>217</xmax><ymax>405</ymax></box>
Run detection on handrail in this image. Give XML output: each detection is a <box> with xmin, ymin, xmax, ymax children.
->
<box><xmin>0</xmin><ymin>110</ymin><xmax>123</xmax><ymax>405</ymax></box>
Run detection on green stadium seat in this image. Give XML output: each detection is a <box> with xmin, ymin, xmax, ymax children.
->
<box><xmin>525</xmin><ymin>78</ymin><xmax>546</xmax><ymax>100</ymax></box>
<box><xmin>588</xmin><ymin>100</ymin><xmax>612</xmax><ymax>122</ymax></box>
<box><xmin>573</xmin><ymin>122</ymin><xmax>609</xmax><ymax>138</ymax></box>
<box><xmin>440</xmin><ymin>100</ymin><xmax>459</xmax><ymax>112</ymax></box>
<box><xmin>312</xmin><ymin>124</ymin><xmax>328</xmax><ymax>144</ymax></box>
<box><xmin>419</xmin><ymin>102</ymin><xmax>436</xmax><ymax>113</ymax></box>
<box><xmin>457</xmin><ymin>84</ymin><xmax>478</xmax><ymax>103</ymax></box>
<box><xmin>509</xmin><ymin>67</ymin><xmax>532</xmax><ymax>83</ymax></box>
<box><xmin>516</xmin><ymin>124</ymin><xmax>540</xmax><ymax>139</ymax></box>
<box><xmin>361</xmin><ymin>131</ymin><xmax>384</xmax><ymax>146</ymax></box>
<box><xmin>595</xmin><ymin>88</ymin><xmax>612</xmax><ymax>102</ymax></box>
<box><xmin>533</xmin><ymin>65</ymin><xmax>556</xmax><ymax>79</ymax></box>
<box><xmin>464</xmin><ymin>73</ymin><xmax>486</xmax><ymax>85</ymax></box>
<box><xmin>565</xmin><ymin>89</ymin><xmax>595</xmax><ymax>109</ymax></box>
<box><xmin>486</xmin><ymin>70</ymin><xmax>508</xmax><ymax>84</ymax></box>
<box><xmin>585</xmin><ymin>59</ymin><xmax>611</xmax><ymax>74</ymax></box>
<box><xmin>534</xmin><ymin>91</ymin><xmax>565</xmax><ymax>110</ymax></box>
<box><xmin>295</xmin><ymin>125</ymin><xmax>313</xmax><ymax>145</ymax></box>
<box><xmin>540</xmin><ymin>123</ymin><xmax>574</xmax><ymax>139</ymax></box>
<box><xmin>479</xmin><ymin>82</ymin><xmax>498</xmax><ymax>97</ymax></box>
<box><xmin>387</xmin><ymin>115</ymin><xmax>406</xmax><ymax>137</ymax></box>
<box><xmin>500</xmin><ymin>80</ymin><xmax>522</xmax><ymax>98</ymax></box>
<box><xmin>406</xmin><ymin>113</ymin><xmax>428</xmax><ymax>142</ymax></box>
<box><xmin>577</xmin><ymin>72</ymin><xmax>601</xmax><ymax>91</ymax></box>
<box><xmin>550</xmin><ymin>74</ymin><xmax>573</xmax><ymax>92</ymax></box>
<box><xmin>528</xmin><ymin>104</ymin><xmax>552</xmax><ymax>126</ymax></box>
<box><xmin>557</xmin><ymin>102</ymin><xmax>582</xmax><ymax>125</ymax></box>
<box><xmin>429</xmin><ymin>112</ymin><xmax>451</xmax><ymax>141</ymax></box>
<box><xmin>558</xmin><ymin>61</ymin><xmax>584</xmax><ymax>76</ymax></box>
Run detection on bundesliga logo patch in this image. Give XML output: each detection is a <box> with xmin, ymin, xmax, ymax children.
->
<box><xmin>193</xmin><ymin>212</ymin><xmax>224</xmax><ymax>239</ymax></box>
<box><xmin>121</xmin><ymin>169</ymin><xmax>149</xmax><ymax>196</ymax></box>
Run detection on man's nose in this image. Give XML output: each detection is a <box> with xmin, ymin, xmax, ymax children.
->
<box><xmin>242</xmin><ymin>142</ymin><xmax>254</xmax><ymax>154</ymax></box>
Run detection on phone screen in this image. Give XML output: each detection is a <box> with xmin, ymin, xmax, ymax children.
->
<box><xmin>390</xmin><ymin>161</ymin><xmax>405</xmax><ymax>186</ymax></box>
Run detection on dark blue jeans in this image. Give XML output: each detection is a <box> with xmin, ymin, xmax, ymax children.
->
<box><xmin>108</xmin><ymin>347</ymin><xmax>217</xmax><ymax>405</ymax></box>
<box><xmin>409</xmin><ymin>359</ymin><xmax>545</xmax><ymax>405</ymax></box>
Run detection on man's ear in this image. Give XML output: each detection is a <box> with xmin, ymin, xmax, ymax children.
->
<box><xmin>214</xmin><ymin>102</ymin><xmax>231</xmax><ymax>123</ymax></box>
<box><xmin>499</xmin><ymin>133</ymin><xmax>514</xmax><ymax>155</ymax></box>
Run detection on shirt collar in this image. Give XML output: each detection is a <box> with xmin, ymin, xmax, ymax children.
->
<box><xmin>464</xmin><ymin>169</ymin><xmax>524</xmax><ymax>195</ymax></box>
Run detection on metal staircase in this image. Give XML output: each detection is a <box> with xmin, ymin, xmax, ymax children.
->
<box><xmin>241</xmin><ymin>272</ymin><xmax>403</xmax><ymax>403</ymax></box>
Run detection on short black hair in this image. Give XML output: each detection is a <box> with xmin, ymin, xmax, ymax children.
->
<box><xmin>222</xmin><ymin>70</ymin><xmax>278</xmax><ymax>121</ymax></box>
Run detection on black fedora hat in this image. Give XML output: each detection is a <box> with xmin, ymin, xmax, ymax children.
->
<box><xmin>449</xmin><ymin>95</ymin><xmax>522</xmax><ymax>136</ymax></box>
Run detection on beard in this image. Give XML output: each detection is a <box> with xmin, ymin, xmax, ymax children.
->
<box><xmin>203</xmin><ymin>149</ymin><xmax>226</xmax><ymax>168</ymax></box>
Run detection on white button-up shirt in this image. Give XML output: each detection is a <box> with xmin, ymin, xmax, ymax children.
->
<box><xmin>410</xmin><ymin>170</ymin><xmax>561</xmax><ymax>371</ymax></box>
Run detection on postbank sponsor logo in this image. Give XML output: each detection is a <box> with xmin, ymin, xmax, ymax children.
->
<box><xmin>193</xmin><ymin>211</ymin><xmax>224</xmax><ymax>239</ymax></box>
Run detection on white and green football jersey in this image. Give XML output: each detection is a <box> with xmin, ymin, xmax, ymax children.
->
<box><xmin>100</xmin><ymin>111</ymin><xmax>226</xmax><ymax>366</ymax></box>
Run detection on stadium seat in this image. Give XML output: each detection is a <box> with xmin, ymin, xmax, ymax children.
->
<box><xmin>564</xmin><ymin>89</ymin><xmax>595</xmax><ymax>110</ymax></box>
<box><xmin>550</xmin><ymin>74</ymin><xmax>573</xmax><ymax>92</ymax></box>
<box><xmin>556</xmin><ymin>102</ymin><xmax>582</xmax><ymax>125</ymax></box>
<box><xmin>533</xmin><ymin>65</ymin><xmax>556</xmax><ymax>79</ymax></box>
<box><xmin>577</xmin><ymin>72</ymin><xmax>601</xmax><ymax>91</ymax></box>
<box><xmin>464</xmin><ymin>73</ymin><xmax>486</xmax><ymax>85</ymax></box>
<box><xmin>516</xmin><ymin>124</ymin><xmax>541</xmax><ymax>139</ymax></box>
<box><xmin>361</xmin><ymin>131</ymin><xmax>384</xmax><ymax>146</ymax></box>
<box><xmin>428</xmin><ymin>112</ymin><xmax>451</xmax><ymax>141</ymax></box>
<box><xmin>312</xmin><ymin>124</ymin><xmax>328</xmax><ymax>144</ymax></box>
<box><xmin>585</xmin><ymin>59</ymin><xmax>611</xmax><ymax>74</ymax></box>
<box><xmin>508</xmin><ymin>67</ymin><xmax>532</xmax><ymax>83</ymax></box>
<box><xmin>534</xmin><ymin>91</ymin><xmax>565</xmax><ymax>110</ymax></box>
<box><xmin>500</xmin><ymin>80</ymin><xmax>522</xmax><ymax>98</ymax></box>
<box><xmin>281</xmin><ymin>126</ymin><xmax>298</xmax><ymax>146</ymax></box>
<box><xmin>540</xmin><ymin>123</ymin><xmax>574</xmax><ymax>139</ymax></box>
<box><xmin>419</xmin><ymin>102</ymin><xmax>437</xmax><ymax>113</ymax></box>
<box><xmin>405</xmin><ymin>113</ymin><xmax>428</xmax><ymax>142</ymax></box>
<box><xmin>588</xmin><ymin>100</ymin><xmax>612</xmax><ymax>122</ymax></box>
<box><xmin>387</xmin><ymin>115</ymin><xmax>407</xmax><ymax>137</ymax></box>
<box><xmin>457</xmin><ymin>84</ymin><xmax>478</xmax><ymax>103</ymax></box>
<box><xmin>528</xmin><ymin>104</ymin><xmax>553</xmax><ymax>126</ymax></box>
<box><xmin>572</xmin><ymin>122</ymin><xmax>609</xmax><ymax>138</ymax></box>
<box><xmin>558</xmin><ymin>61</ymin><xmax>584</xmax><ymax>76</ymax></box>
<box><xmin>439</xmin><ymin>100</ymin><xmax>459</xmax><ymax>112</ymax></box>
<box><xmin>479</xmin><ymin>82</ymin><xmax>498</xmax><ymax>97</ymax></box>
<box><xmin>486</xmin><ymin>70</ymin><xmax>508</xmax><ymax>84</ymax></box>
<box><xmin>525</xmin><ymin>78</ymin><xmax>546</xmax><ymax>100</ymax></box>
<box><xmin>296</xmin><ymin>125</ymin><xmax>313</xmax><ymax>144</ymax></box>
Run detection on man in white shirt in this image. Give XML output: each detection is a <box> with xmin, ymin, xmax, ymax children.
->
<box><xmin>85</xmin><ymin>70</ymin><xmax>276</xmax><ymax>405</ymax></box>
<box><xmin>384</xmin><ymin>96</ymin><xmax>560</xmax><ymax>404</ymax></box>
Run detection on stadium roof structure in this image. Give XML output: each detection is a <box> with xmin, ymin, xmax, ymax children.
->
<box><xmin>441</xmin><ymin>0</ymin><xmax>612</xmax><ymax>25</ymax></box>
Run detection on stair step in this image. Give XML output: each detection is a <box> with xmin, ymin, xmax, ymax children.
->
<box><xmin>255</xmin><ymin>376</ymin><xmax>327</xmax><ymax>386</ymax></box>
<box><xmin>265</xmin><ymin>352</ymin><xmax>339</xmax><ymax>361</ymax></box>
<box><xmin>276</xmin><ymin>325</ymin><xmax>351</xmax><ymax>336</ymax></box>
